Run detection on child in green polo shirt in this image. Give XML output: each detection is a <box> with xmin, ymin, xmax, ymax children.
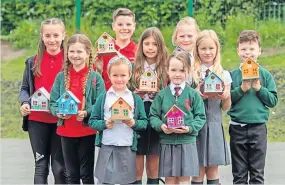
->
<box><xmin>149</xmin><ymin>51</ymin><xmax>206</xmax><ymax>184</ymax></box>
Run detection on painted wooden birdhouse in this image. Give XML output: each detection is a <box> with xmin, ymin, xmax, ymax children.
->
<box><xmin>56</xmin><ymin>91</ymin><xmax>81</xmax><ymax>115</ymax></box>
<box><xmin>240</xmin><ymin>58</ymin><xmax>259</xmax><ymax>80</ymax></box>
<box><xmin>139</xmin><ymin>70</ymin><xmax>158</xmax><ymax>92</ymax></box>
<box><xmin>110</xmin><ymin>97</ymin><xmax>132</xmax><ymax>120</ymax></box>
<box><xmin>201</xmin><ymin>72</ymin><xmax>224</xmax><ymax>96</ymax></box>
<box><xmin>95</xmin><ymin>32</ymin><xmax>117</xmax><ymax>55</ymax></box>
<box><xmin>30</xmin><ymin>87</ymin><xmax>50</xmax><ymax>112</ymax></box>
<box><xmin>164</xmin><ymin>105</ymin><xmax>186</xmax><ymax>128</ymax></box>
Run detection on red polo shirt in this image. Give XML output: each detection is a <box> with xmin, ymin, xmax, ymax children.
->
<box><xmin>57</xmin><ymin>65</ymin><xmax>97</xmax><ymax>137</ymax></box>
<box><xmin>29</xmin><ymin>50</ymin><xmax>63</xmax><ymax>123</ymax></box>
<box><xmin>95</xmin><ymin>39</ymin><xmax>136</xmax><ymax>90</ymax></box>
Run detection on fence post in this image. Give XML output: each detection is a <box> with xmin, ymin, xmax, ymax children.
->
<box><xmin>188</xmin><ymin>0</ymin><xmax>193</xmax><ymax>17</ymax></box>
<box><xmin>76</xmin><ymin>0</ymin><xmax>81</xmax><ymax>33</ymax></box>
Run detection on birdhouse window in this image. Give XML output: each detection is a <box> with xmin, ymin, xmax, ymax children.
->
<box><xmin>69</xmin><ymin>103</ymin><xmax>74</xmax><ymax>110</ymax></box>
<box><xmin>60</xmin><ymin>103</ymin><xmax>64</xmax><ymax>109</ymax></box>
<box><xmin>178</xmin><ymin>117</ymin><xmax>184</xmax><ymax>124</ymax></box>
<box><xmin>108</xmin><ymin>43</ymin><xmax>114</xmax><ymax>50</ymax></box>
<box><xmin>244</xmin><ymin>69</ymin><xmax>249</xmax><ymax>74</ymax></box>
<box><xmin>216</xmin><ymin>84</ymin><xmax>221</xmax><ymax>89</ymax></box>
<box><xmin>142</xmin><ymin>81</ymin><xmax>147</xmax><ymax>86</ymax></box>
<box><xmin>168</xmin><ymin>118</ymin><xmax>174</xmax><ymax>123</ymax></box>
<box><xmin>37</xmin><ymin>92</ymin><xmax>42</xmax><ymax>96</ymax></box>
<box><xmin>113</xmin><ymin>109</ymin><xmax>119</xmax><ymax>114</ymax></box>
<box><xmin>207</xmin><ymin>84</ymin><xmax>212</xmax><ymax>88</ymax></box>
<box><xmin>151</xmin><ymin>81</ymin><xmax>156</xmax><ymax>88</ymax></box>
<box><xmin>33</xmin><ymin>101</ymin><xmax>37</xmax><ymax>105</ymax></box>
<box><xmin>64</xmin><ymin>94</ymin><xmax>70</xmax><ymax>100</ymax></box>
<box><xmin>123</xmin><ymin>109</ymin><xmax>128</xmax><ymax>116</ymax></box>
<box><xmin>42</xmin><ymin>101</ymin><xmax>46</xmax><ymax>108</ymax></box>
<box><xmin>99</xmin><ymin>44</ymin><xmax>104</xmax><ymax>49</ymax></box>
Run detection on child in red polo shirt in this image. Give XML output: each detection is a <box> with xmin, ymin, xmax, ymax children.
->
<box><xmin>50</xmin><ymin>33</ymin><xmax>105</xmax><ymax>184</ymax></box>
<box><xmin>19</xmin><ymin>18</ymin><xmax>67</xmax><ymax>184</ymax></box>
<box><xmin>94</xmin><ymin>8</ymin><xmax>137</xmax><ymax>90</ymax></box>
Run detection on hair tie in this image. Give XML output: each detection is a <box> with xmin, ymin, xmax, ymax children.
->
<box><xmin>107</xmin><ymin>55</ymin><xmax>132</xmax><ymax>71</ymax></box>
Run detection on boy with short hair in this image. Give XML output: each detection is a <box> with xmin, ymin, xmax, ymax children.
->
<box><xmin>228</xmin><ymin>30</ymin><xmax>278</xmax><ymax>184</ymax></box>
<box><xmin>95</xmin><ymin>8</ymin><xmax>136</xmax><ymax>90</ymax></box>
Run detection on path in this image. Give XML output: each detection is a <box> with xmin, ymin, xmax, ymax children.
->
<box><xmin>1</xmin><ymin>139</ymin><xmax>285</xmax><ymax>184</ymax></box>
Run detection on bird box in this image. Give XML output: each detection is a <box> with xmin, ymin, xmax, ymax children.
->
<box><xmin>200</xmin><ymin>72</ymin><xmax>224</xmax><ymax>96</ymax></box>
<box><xmin>30</xmin><ymin>87</ymin><xmax>50</xmax><ymax>112</ymax></box>
<box><xmin>56</xmin><ymin>91</ymin><xmax>81</xmax><ymax>115</ymax></box>
<box><xmin>110</xmin><ymin>97</ymin><xmax>132</xmax><ymax>121</ymax></box>
<box><xmin>240</xmin><ymin>58</ymin><xmax>259</xmax><ymax>80</ymax></box>
<box><xmin>95</xmin><ymin>32</ymin><xmax>118</xmax><ymax>56</ymax></box>
<box><xmin>164</xmin><ymin>104</ymin><xmax>186</xmax><ymax>128</ymax></box>
<box><xmin>139</xmin><ymin>70</ymin><xmax>158</xmax><ymax>92</ymax></box>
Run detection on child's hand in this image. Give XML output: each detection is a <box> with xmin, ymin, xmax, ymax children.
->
<box><xmin>106</xmin><ymin>119</ymin><xmax>115</xmax><ymax>129</ymax></box>
<box><xmin>20</xmin><ymin>103</ymin><xmax>31</xmax><ymax>116</ymax></box>
<box><xmin>252</xmin><ymin>79</ymin><xmax>261</xmax><ymax>91</ymax></box>
<box><xmin>215</xmin><ymin>89</ymin><xmax>230</xmax><ymax>100</ymax></box>
<box><xmin>172</xmin><ymin>126</ymin><xmax>190</xmax><ymax>134</ymax></box>
<box><xmin>122</xmin><ymin>119</ymin><xmax>135</xmax><ymax>127</ymax></box>
<box><xmin>134</xmin><ymin>88</ymin><xmax>146</xmax><ymax>98</ymax></box>
<box><xmin>161</xmin><ymin>124</ymin><xmax>174</xmax><ymax>134</ymax></box>
<box><xmin>56</xmin><ymin>114</ymin><xmax>72</xmax><ymax>119</ymax></box>
<box><xmin>241</xmin><ymin>80</ymin><xmax>251</xmax><ymax>92</ymax></box>
<box><xmin>77</xmin><ymin>110</ymin><xmax>87</xmax><ymax>121</ymax></box>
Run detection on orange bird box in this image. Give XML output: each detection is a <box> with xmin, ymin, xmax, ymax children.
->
<box><xmin>240</xmin><ymin>58</ymin><xmax>259</xmax><ymax>80</ymax></box>
<box><xmin>110</xmin><ymin>97</ymin><xmax>132</xmax><ymax>121</ymax></box>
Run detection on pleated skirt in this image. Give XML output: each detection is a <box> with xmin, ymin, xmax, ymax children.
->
<box><xmin>159</xmin><ymin>143</ymin><xmax>199</xmax><ymax>177</ymax></box>
<box><xmin>95</xmin><ymin>144</ymin><xmax>136</xmax><ymax>184</ymax></box>
<box><xmin>196</xmin><ymin>121</ymin><xmax>231</xmax><ymax>166</ymax></box>
<box><xmin>137</xmin><ymin>101</ymin><xmax>160</xmax><ymax>155</ymax></box>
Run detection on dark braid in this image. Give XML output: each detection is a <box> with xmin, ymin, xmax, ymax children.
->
<box><xmin>64</xmin><ymin>59</ymin><xmax>71</xmax><ymax>91</ymax></box>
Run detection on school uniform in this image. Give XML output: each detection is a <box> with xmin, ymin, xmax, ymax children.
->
<box><xmin>19</xmin><ymin>51</ymin><xmax>66</xmax><ymax>184</ymax></box>
<box><xmin>196</xmin><ymin>65</ymin><xmax>231</xmax><ymax>167</ymax></box>
<box><xmin>136</xmin><ymin>61</ymin><xmax>161</xmax><ymax>155</ymax></box>
<box><xmin>88</xmin><ymin>87</ymin><xmax>147</xmax><ymax>184</ymax></box>
<box><xmin>149</xmin><ymin>82</ymin><xmax>206</xmax><ymax>177</ymax></box>
<box><xmin>228</xmin><ymin>66</ymin><xmax>278</xmax><ymax>184</ymax></box>
<box><xmin>95</xmin><ymin>39</ymin><xmax>136</xmax><ymax>90</ymax></box>
<box><xmin>50</xmin><ymin>66</ymin><xmax>105</xmax><ymax>184</ymax></box>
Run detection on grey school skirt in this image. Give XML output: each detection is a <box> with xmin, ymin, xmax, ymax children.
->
<box><xmin>159</xmin><ymin>143</ymin><xmax>199</xmax><ymax>177</ymax></box>
<box><xmin>95</xmin><ymin>144</ymin><xmax>136</xmax><ymax>184</ymax></box>
<box><xmin>197</xmin><ymin>121</ymin><xmax>231</xmax><ymax>166</ymax></box>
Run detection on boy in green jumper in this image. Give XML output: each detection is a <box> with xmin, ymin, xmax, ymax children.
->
<box><xmin>228</xmin><ymin>30</ymin><xmax>278</xmax><ymax>184</ymax></box>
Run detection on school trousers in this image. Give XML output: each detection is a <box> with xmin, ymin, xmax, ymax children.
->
<box><xmin>229</xmin><ymin>123</ymin><xmax>267</xmax><ymax>184</ymax></box>
<box><xmin>28</xmin><ymin>120</ymin><xmax>66</xmax><ymax>184</ymax></box>
<box><xmin>61</xmin><ymin>134</ymin><xmax>96</xmax><ymax>184</ymax></box>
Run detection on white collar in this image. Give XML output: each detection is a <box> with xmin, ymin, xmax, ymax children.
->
<box><xmin>144</xmin><ymin>60</ymin><xmax>156</xmax><ymax>71</ymax></box>
<box><xmin>107</xmin><ymin>86</ymin><xmax>131</xmax><ymax>96</ymax></box>
<box><xmin>201</xmin><ymin>64</ymin><xmax>214</xmax><ymax>72</ymax></box>
<box><xmin>170</xmin><ymin>81</ymin><xmax>186</xmax><ymax>91</ymax></box>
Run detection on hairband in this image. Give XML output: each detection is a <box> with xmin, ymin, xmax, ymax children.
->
<box><xmin>107</xmin><ymin>55</ymin><xmax>132</xmax><ymax>71</ymax></box>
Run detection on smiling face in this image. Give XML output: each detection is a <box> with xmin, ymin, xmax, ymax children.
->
<box><xmin>237</xmin><ymin>40</ymin><xmax>261</xmax><ymax>63</ymax></box>
<box><xmin>142</xmin><ymin>36</ymin><xmax>158</xmax><ymax>62</ymax></box>
<box><xmin>197</xmin><ymin>38</ymin><xmax>217</xmax><ymax>66</ymax></box>
<box><xmin>175</xmin><ymin>24</ymin><xmax>198</xmax><ymax>53</ymax></box>
<box><xmin>108</xmin><ymin>62</ymin><xmax>131</xmax><ymax>92</ymax></box>
<box><xmin>68</xmin><ymin>42</ymin><xmax>88</xmax><ymax>70</ymax></box>
<box><xmin>167</xmin><ymin>58</ymin><xmax>187</xmax><ymax>85</ymax></box>
<box><xmin>112</xmin><ymin>15</ymin><xmax>135</xmax><ymax>42</ymax></box>
<box><xmin>41</xmin><ymin>24</ymin><xmax>65</xmax><ymax>55</ymax></box>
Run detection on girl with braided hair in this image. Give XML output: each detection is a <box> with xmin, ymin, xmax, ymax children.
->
<box><xmin>50</xmin><ymin>33</ymin><xmax>105</xmax><ymax>184</ymax></box>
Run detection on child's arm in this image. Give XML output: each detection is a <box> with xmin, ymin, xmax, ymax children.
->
<box><xmin>253</xmin><ymin>72</ymin><xmax>278</xmax><ymax>108</ymax></box>
<box><xmin>130</xmin><ymin>96</ymin><xmax>147</xmax><ymax>131</ymax></box>
<box><xmin>88</xmin><ymin>94</ymin><xmax>107</xmax><ymax>131</ymax></box>
<box><xmin>231</xmin><ymin>79</ymin><xmax>251</xmax><ymax>104</ymax></box>
<box><xmin>187</xmin><ymin>92</ymin><xmax>206</xmax><ymax>136</ymax></box>
<box><xmin>85</xmin><ymin>73</ymin><xmax>105</xmax><ymax>119</ymax></box>
<box><xmin>49</xmin><ymin>73</ymin><xmax>62</xmax><ymax>117</ymax></box>
<box><xmin>149</xmin><ymin>94</ymin><xmax>164</xmax><ymax>132</ymax></box>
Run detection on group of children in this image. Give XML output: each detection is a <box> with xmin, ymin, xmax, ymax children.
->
<box><xmin>19</xmin><ymin>7</ymin><xmax>278</xmax><ymax>185</ymax></box>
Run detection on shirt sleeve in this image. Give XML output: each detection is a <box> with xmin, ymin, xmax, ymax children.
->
<box><xmin>223</xmin><ymin>70</ymin><xmax>232</xmax><ymax>85</ymax></box>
